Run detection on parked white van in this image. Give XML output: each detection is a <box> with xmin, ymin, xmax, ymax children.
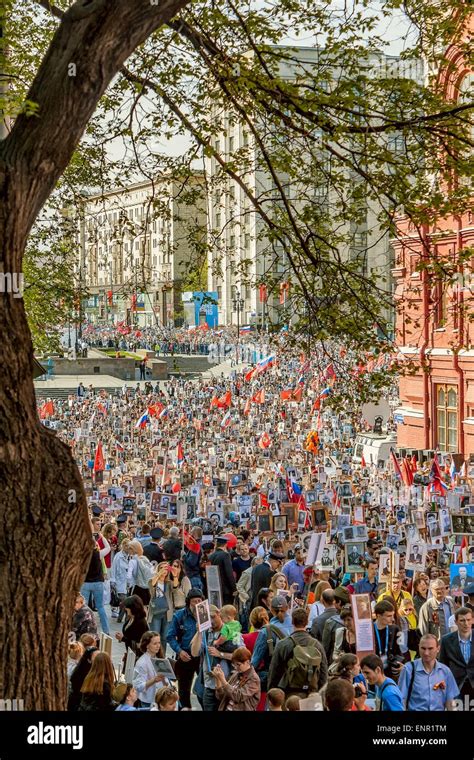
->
<box><xmin>352</xmin><ymin>432</ymin><xmax>397</xmax><ymax>466</ymax></box>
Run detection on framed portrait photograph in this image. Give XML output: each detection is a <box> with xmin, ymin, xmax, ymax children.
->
<box><xmin>414</xmin><ymin>510</ymin><xmax>425</xmax><ymax>529</ymax></box>
<box><xmin>311</xmin><ymin>507</ymin><xmax>328</xmax><ymax>531</ymax></box>
<box><xmin>273</xmin><ymin>514</ymin><xmax>288</xmax><ymax>534</ymax></box>
<box><xmin>345</xmin><ymin>541</ymin><xmax>366</xmax><ymax>573</ymax></box>
<box><xmin>452</xmin><ymin>514</ymin><xmax>465</xmax><ymax>534</ymax></box>
<box><xmin>297</xmin><ymin>509</ymin><xmax>307</xmax><ymax>532</ymax></box>
<box><xmin>280</xmin><ymin>503</ymin><xmax>297</xmax><ymax>530</ymax></box>
<box><xmin>258</xmin><ymin>512</ymin><xmax>272</xmax><ymax>533</ymax></box>
<box><xmin>450</xmin><ymin>563</ymin><xmax>474</xmax><ymax>593</ymax></box>
<box><xmin>195</xmin><ymin>599</ymin><xmax>212</xmax><ymax>633</ymax></box>
<box><xmin>405</xmin><ymin>539</ymin><xmax>426</xmax><ymax>571</ymax></box>
<box><xmin>317</xmin><ymin>543</ymin><xmax>338</xmax><ymax>571</ymax></box>
<box><xmin>152</xmin><ymin>658</ymin><xmax>177</xmax><ymax>680</ymax></box>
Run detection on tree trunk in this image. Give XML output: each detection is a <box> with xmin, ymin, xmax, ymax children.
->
<box><xmin>0</xmin><ymin>0</ymin><xmax>192</xmax><ymax>709</ymax></box>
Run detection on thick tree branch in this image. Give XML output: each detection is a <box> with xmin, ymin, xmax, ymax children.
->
<box><xmin>1</xmin><ymin>0</ymin><xmax>191</xmax><ymax>267</ymax></box>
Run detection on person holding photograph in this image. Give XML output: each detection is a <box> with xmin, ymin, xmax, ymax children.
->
<box><xmin>418</xmin><ymin>579</ymin><xmax>455</xmax><ymax>640</ymax></box>
<box><xmin>148</xmin><ymin>562</ymin><xmax>174</xmax><ymax>642</ymax></box>
<box><xmin>270</xmin><ymin>572</ymin><xmax>298</xmax><ymax>603</ymax></box>
<box><xmin>132</xmin><ymin>631</ymin><xmax>169</xmax><ymax>708</ymax></box>
<box><xmin>166</xmin><ymin>588</ymin><xmax>204</xmax><ymax>709</ymax></box>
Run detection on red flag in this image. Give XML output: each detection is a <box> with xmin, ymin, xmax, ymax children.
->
<box><xmin>390</xmin><ymin>448</ymin><xmax>403</xmax><ymax>480</ymax></box>
<box><xmin>361</xmin><ymin>454</ymin><xmax>367</xmax><ymax>468</ymax></box>
<box><xmin>243</xmin><ymin>397</ymin><xmax>252</xmax><ymax>416</ymax></box>
<box><xmin>183</xmin><ymin>529</ymin><xmax>201</xmax><ymax>554</ymax></box>
<box><xmin>410</xmin><ymin>455</ymin><xmax>418</xmax><ymax>473</ymax></box>
<box><xmin>97</xmin><ymin>402</ymin><xmax>107</xmax><ymax>416</ymax></box>
<box><xmin>252</xmin><ymin>389</ymin><xmax>265</xmax><ymax>404</ymax></box>
<box><xmin>312</xmin><ymin>397</ymin><xmax>321</xmax><ymax>412</ymax></box>
<box><xmin>457</xmin><ymin>536</ymin><xmax>468</xmax><ymax>564</ymax></box>
<box><xmin>39</xmin><ymin>400</ymin><xmax>54</xmax><ymax>419</ymax></box>
<box><xmin>259</xmin><ymin>284</ymin><xmax>268</xmax><ymax>303</ymax></box>
<box><xmin>217</xmin><ymin>391</ymin><xmax>232</xmax><ymax>409</ymax></box>
<box><xmin>279</xmin><ymin>281</ymin><xmax>289</xmax><ymax>305</ymax></box>
<box><xmin>291</xmin><ymin>387</ymin><xmax>303</xmax><ymax>403</ymax></box>
<box><xmin>401</xmin><ymin>458</ymin><xmax>414</xmax><ymax>487</ymax></box>
<box><xmin>93</xmin><ymin>441</ymin><xmax>105</xmax><ymax>473</ymax></box>
<box><xmin>324</xmin><ymin>363</ymin><xmax>336</xmax><ymax>381</ymax></box>
<box><xmin>258</xmin><ymin>432</ymin><xmax>272</xmax><ymax>449</ymax></box>
<box><xmin>244</xmin><ymin>367</ymin><xmax>255</xmax><ymax>382</ymax></box>
<box><xmin>280</xmin><ymin>389</ymin><xmax>293</xmax><ymax>401</ymax></box>
<box><xmin>177</xmin><ymin>442</ymin><xmax>185</xmax><ymax>467</ymax></box>
<box><xmin>148</xmin><ymin>403</ymin><xmax>165</xmax><ymax>418</ymax></box>
<box><xmin>260</xmin><ymin>493</ymin><xmax>269</xmax><ymax>509</ymax></box>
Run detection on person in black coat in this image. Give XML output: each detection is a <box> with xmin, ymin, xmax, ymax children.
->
<box><xmin>209</xmin><ymin>537</ymin><xmax>237</xmax><ymax>605</ymax></box>
<box><xmin>249</xmin><ymin>552</ymin><xmax>285</xmax><ymax>610</ymax></box>
<box><xmin>115</xmin><ymin>595</ymin><xmax>149</xmax><ymax>657</ymax></box>
<box><xmin>67</xmin><ymin>647</ymin><xmax>98</xmax><ymax>711</ymax></box>
<box><xmin>162</xmin><ymin>526</ymin><xmax>183</xmax><ymax>562</ymax></box>
<box><xmin>143</xmin><ymin>527</ymin><xmax>165</xmax><ymax>564</ymax></box>
<box><xmin>439</xmin><ymin>606</ymin><xmax>474</xmax><ymax>697</ymax></box>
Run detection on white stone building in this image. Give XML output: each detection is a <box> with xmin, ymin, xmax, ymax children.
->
<box><xmin>77</xmin><ymin>175</ymin><xmax>206</xmax><ymax>327</ymax></box>
<box><xmin>205</xmin><ymin>47</ymin><xmax>424</xmax><ymax>333</ymax></box>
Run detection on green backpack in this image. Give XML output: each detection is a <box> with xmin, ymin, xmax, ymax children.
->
<box><xmin>286</xmin><ymin>635</ymin><xmax>322</xmax><ymax>692</ymax></box>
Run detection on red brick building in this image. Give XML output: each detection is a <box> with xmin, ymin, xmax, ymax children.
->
<box><xmin>393</xmin><ymin>13</ymin><xmax>474</xmax><ymax>457</ymax></box>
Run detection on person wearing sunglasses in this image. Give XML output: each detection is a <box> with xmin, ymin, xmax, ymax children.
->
<box><xmin>399</xmin><ymin>597</ymin><xmax>421</xmax><ymax>660</ymax></box>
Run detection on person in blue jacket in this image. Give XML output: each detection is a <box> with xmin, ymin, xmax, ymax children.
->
<box><xmin>166</xmin><ymin>588</ymin><xmax>204</xmax><ymax>708</ymax></box>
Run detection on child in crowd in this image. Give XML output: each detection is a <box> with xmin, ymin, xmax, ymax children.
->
<box><xmin>213</xmin><ymin>605</ymin><xmax>242</xmax><ymax>649</ymax></box>
<box><xmin>67</xmin><ymin>642</ymin><xmax>84</xmax><ymax>679</ymax></box>
<box><xmin>285</xmin><ymin>695</ymin><xmax>301</xmax><ymax>711</ymax></box>
<box><xmin>113</xmin><ymin>684</ymin><xmax>139</xmax><ymax>711</ymax></box>
<box><xmin>152</xmin><ymin>686</ymin><xmax>179</xmax><ymax>712</ymax></box>
<box><xmin>267</xmin><ymin>688</ymin><xmax>285</xmax><ymax>712</ymax></box>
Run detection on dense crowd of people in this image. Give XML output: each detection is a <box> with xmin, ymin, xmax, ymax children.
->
<box><xmin>38</xmin><ymin>331</ymin><xmax>474</xmax><ymax>712</ymax></box>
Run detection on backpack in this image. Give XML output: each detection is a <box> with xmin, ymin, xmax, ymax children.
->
<box><xmin>286</xmin><ymin>635</ymin><xmax>322</xmax><ymax>692</ymax></box>
<box><xmin>265</xmin><ymin>624</ymin><xmax>286</xmax><ymax>656</ymax></box>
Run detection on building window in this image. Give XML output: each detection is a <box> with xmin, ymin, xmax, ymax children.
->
<box><xmin>436</xmin><ymin>384</ymin><xmax>458</xmax><ymax>452</ymax></box>
<box><xmin>435</xmin><ymin>282</ymin><xmax>448</xmax><ymax>327</ymax></box>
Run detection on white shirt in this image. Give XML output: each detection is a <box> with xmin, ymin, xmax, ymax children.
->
<box><xmin>132</xmin><ymin>653</ymin><xmax>170</xmax><ymax>705</ymax></box>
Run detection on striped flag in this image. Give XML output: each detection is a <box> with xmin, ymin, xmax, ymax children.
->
<box><xmin>135</xmin><ymin>411</ymin><xmax>150</xmax><ymax>429</ymax></box>
<box><xmin>177</xmin><ymin>442</ymin><xmax>185</xmax><ymax>468</ymax></box>
<box><xmin>221</xmin><ymin>411</ymin><xmax>232</xmax><ymax>428</ymax></box>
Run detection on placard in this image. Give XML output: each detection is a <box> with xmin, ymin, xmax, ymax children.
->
<box><xmin>316</xmin><ymin>543</ymin><xmax>338</xmax><ymax>571</ymax></box>
<box><xmin>351</xmin><ymin>593</ymin><xmax>375</xmax><ymax>657</ymax></box>
<box><xmin>205</xmin><ymin>565</ymin><xmax>222</xmax><ymax>609</ymax></box>
<box><xmin>196</xmin><ymin>599</ymin><xmax>212</xmax><ymax>632</ymax></box>
<box><xmin>345</xmin><ymin>541</ymin><xmax>366</xmax><ymax>573</ymax></box>
<box><xmin>450</xmin><ymin>563</ymin><xmax>474</xmax><ymax>593</ymax></box>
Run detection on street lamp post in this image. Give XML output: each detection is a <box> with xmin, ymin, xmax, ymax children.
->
<box><xmin>232</xmin><ymin>290</ymin><xmax>244</xmax><ymax>364</ymax></box>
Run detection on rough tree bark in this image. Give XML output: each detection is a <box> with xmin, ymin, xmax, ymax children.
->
<box><xmin>0</xmin><ymin>0</ymin><xmax>191</xmax><ymax>710</ymax></box>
